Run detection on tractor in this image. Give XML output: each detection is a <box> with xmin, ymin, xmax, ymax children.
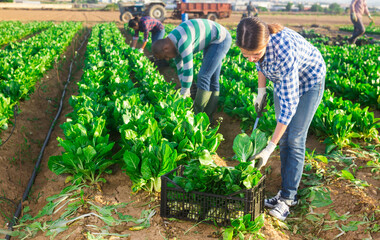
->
<box><xmin>118</xmin><ymin>0</ymin><xmax>166</xmax><ymax>23</ymax></box>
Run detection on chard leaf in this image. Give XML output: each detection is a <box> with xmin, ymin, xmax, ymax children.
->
<box><xmin>250</xmin><ymin>129</ymin><xmax>267</xmax><ymax>156</ymax></box>
<box><xmin>198</xmin><ymin>149</ymin><xmax>215</xmax><ymax>166</ymax></box>
<box><xmin>233</xmin><ymin>133</ymin><xmax>253</xmax><ymax>162</ymax></box>
<box><xmin>341</xmin><ymin>169</ymin><xmax>355</xmax><ymax>180</ymax></box>
<box><xmin>141</xmin><ymin>157</ymin><xmax>153</xmax><ymax>180</ymax></box>
<box><xmin>122</xmin><ymin>129</ymin><xmax>138</xmax><ymax>140</ymax></box>
<box><xmin>83</xmin><ymin>145</ymin><xmax>97</xmax><ymax>163</ymax></box>
<box><xmin>123</xmin><ymin>151</ymin><xmax>141</xmax><ymax>176</ymax></box>
<box><xmin>158</xmin><ymin>143</ymin><xmax>177</xmax><ymax>177</ymax></box>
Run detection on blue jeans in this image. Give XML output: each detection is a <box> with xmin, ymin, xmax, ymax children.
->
<box><xmin>197</xmin><ymin>33</ymin><xmax>232</xmax><ymax>91</ymax></box>
<box><xmin>274</xmin><ymin>77</ymin><xmax>325</xmax><ymax>201</ymax></box>
<box><xmin>151</xmin><ymin>29</ymin><xmax>165</xmax><ymax>43</ymax></box>
<box><xmin>349</xmin><ymin>14</ymin><xmax>365</xmax><ymax>44</ymax></box>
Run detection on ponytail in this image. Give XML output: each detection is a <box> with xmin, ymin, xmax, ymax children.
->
<box><xmin>268</xmin><ymin>23</ymin><xmax>283</xmax><ymax>34</ymax></box>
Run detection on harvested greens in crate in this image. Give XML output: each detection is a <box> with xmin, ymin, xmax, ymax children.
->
<box><xmin>160</xmin><ymin>161</ymin><xmax>265</xmax><ymax>225</ymax></box>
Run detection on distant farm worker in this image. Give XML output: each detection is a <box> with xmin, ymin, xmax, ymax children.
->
<box><xmin>349</xmin><ymin>0</ymin><xmax>374</xmax><ymax>44</ymax></box>
<box><xmin>128</xmin><ymin>16</ymin><xmax>165</xmax><ymax>53</ymax></box>
<box><xmin>247</xmin><ymin>1</ymin><xmax>258</xmax><ymax>17</ymax></box>
<box><xmin>236</xmin><ymin>17</ymin><xmax>326</xmax><ymax>221</ymax></box>
<box><xmin>152</xmin><ymin>19</ymin><xmax>232</xmax><ymax>121</ymax></box>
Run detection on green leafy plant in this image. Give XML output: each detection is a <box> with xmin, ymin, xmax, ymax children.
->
<box><xmin>170</xmin><ymin>160</ymin><xmax>262</xmax><ymax>196</ymax></box>
<box><xmin>232</xmin><ymin>129</ymin><xmax>268</xmax><ymax>163</ymax></box>
<box><xmin>222</xmin><ymin>214</ymin><xmax>265</xmax><ymax>240</ymax></box>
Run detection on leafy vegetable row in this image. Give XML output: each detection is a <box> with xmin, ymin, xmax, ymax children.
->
<box><xmin>339</xmin><ymin>24</ymin><xmax>380</xmax><ymax>35</ymax></box>
<box><xmin>49</xmin><ymin>23</ymin><xmax>117</xmax><ymax>185</ymax></box>
<box><xmin>0</xmin><ymin>21</ymin><xmax>82</xmax><ymax>143</ymax></box>
<box><xmin>317</xmin><ymin>43</ymin><xmax>380</xmax><ymax>109</ymax></box>
<box><xmin>50</xmin><ymin>23</ymin><xmax>223</xmax><ymax>193</ymax></box>
<box><xmin>0</xmin><ymin>21</ymin><xmax>53</xmax><ymax>47</ymax></box>
<box><xmin>311</xmin><ymin>89</ymin><xmax>380</xmax><ymax>153</ymax></box>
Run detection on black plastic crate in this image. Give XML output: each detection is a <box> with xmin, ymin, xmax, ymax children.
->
<box><xmin>160</xmin><ymin>165</ymin><xmax>266</xmax><ymax>225</ymax></box>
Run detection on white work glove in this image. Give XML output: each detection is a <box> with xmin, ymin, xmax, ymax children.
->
<box><xmin>180</xmin><ymin>87</ymin><xmax>191</xmax><ymax>99</ymax></box>
<box><xmin>138</xmin><ymin>48</ymin><xmax>144</xmax><ymax>53</ymax></box>
<box><xmin>252</xmin><ymin>141</ymin><xmax>276</xmax><ymax>169</ymax></box>
<box><xmin>255</xmin><ymin>87</ymin><xmax>267</xmax><ymax>113</ymax></box>
<box><xmin>351</xmin><ymin>12</ymin><xmax>357</xmax><ymax>22</ymax></box>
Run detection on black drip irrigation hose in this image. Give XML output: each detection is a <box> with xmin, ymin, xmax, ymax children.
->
<box><xmin>0</xmin><ymin>105</ymin><xmax>19</xmax><ymax>148</ymax></box>
<box><xmin>5</xmin><ymin>30</ymin><xmax>90</xmax><ymax>240</ymax></box>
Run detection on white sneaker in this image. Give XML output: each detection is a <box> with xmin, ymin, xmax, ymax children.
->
<box><xmin>265</xmin><ymin>191</ymin><xmax>298</xmax><ymax>209</ymax></box>
<box><xmin>269</xmin><ymin>199</ymin><xmax>290</xmax><ymax>221</ymax></box>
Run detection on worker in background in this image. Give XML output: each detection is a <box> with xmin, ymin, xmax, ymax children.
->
<box><xmin>151</xmin><ymin>19</ymin><xmax>232</xmax><ymax>122</ymax></box>
<box><xmin>247</xmin><ymin>1</ymin><xmax>258</xmax><ymax>17</ymax></box>
<box><xmin>236</xmin><ymin>17</ymin><xmax>326</xmax><ymax>221</ymax></box>
<box><xmin>349</xmin><ymin>0</ymin><xmax>374</xmax><ymax>44</ymax></box>
<box><xmin>128</xmin><ymin>16</ymin><xmax>165</xmax><ymax>52</ymax></box>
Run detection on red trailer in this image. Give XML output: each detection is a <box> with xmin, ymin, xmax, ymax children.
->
<box><xmin>172</xmin><ymin>1</ymin><xmax>232</xmax><ymax>21</ymax></box>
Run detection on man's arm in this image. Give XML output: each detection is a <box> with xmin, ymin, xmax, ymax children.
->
<box><xmin>364</xmin><ymin>1</ymin><xmax>374</xmax><ymax>23</ymax></box>
<box><xmin>131</xmin><ymin>30</ymin><xmax>139</xmax><ymax>48</ymax></box>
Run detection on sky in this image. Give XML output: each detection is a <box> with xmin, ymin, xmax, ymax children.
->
<box><xmin>303</xmin><ymin>0</ymin><xmax>379</xmax><ymax>7</ymax></box>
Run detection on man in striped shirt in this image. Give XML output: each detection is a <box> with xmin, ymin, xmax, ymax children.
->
<box><xmin>152</xmin><ymin>19</ymin><xmax>232</xmax><ymax>121</ymax></box>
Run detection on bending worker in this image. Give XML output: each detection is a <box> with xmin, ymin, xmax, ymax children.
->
<box><xmin>152</xmin><ymin>19</ymin><xmax>231</xmax><ymax>121</ymax></box>
<box><xmin>129</xmin><ymin>16</ymin><xmax>165</xmax><ymax>52</ymax></box>
<box><xmin>349</xmin><ymin>0</ymin><xmax>374</xmax><ymax>44</ymax></box>
<box><xmin>236</xmin><ymin>17</ymin><xmax>326</xmax><ymax>221</ymax></box>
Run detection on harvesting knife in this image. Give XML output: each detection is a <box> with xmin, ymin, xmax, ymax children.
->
<box><xmin>253</xmin><ymin>92</ymin><xmax>268</xmax><ymax>130</ymax></box>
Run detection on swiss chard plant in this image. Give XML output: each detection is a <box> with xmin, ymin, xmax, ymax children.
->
<box><xmin>232</xmin><ymin>129</ymin><xmax>268</xmax><ymax>163</ymax></box>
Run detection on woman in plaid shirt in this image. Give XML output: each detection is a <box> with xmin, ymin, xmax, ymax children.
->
<box><xmin>128</xmin><ymin>16</ymin><xmax>165</xmax><ymax>52</ymax></box>
<box><xmin>236</xmin><ymin>17</ymin><xmax>326</xmax><ymax>221</ymax></box>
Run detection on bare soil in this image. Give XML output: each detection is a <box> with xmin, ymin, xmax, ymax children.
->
<box><xmin>0</xmin><ymin>9</ymin><xmax>377</xmax><ymax>27</ymax></box>
<box><xmin>1</xmin><ymin>9</ymin><xmax>378</xmax><ymax>41</ymax></box>
<box><xmin>0</xmin><ymin>11</ymin><xmax>379</xmax><ymax>240</ymax></box>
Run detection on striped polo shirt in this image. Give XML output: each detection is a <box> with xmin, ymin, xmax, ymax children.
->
<box><xmin>168</xmin><ymin>19</ymin><xmax>228</xmax><ymax>91</ymax></box>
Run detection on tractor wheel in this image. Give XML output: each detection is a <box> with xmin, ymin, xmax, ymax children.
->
<box><xmin>149</xmin><ymin>4</ymin><xmax>166</xmax><ymax>22</ymax></box>
<box><xmin>121</xmin><ymin>11</ymin><xmax>133</xmax><ymax>22</ymax></box>
<box><xmin>206</xmin><ymin>13</ymin><xmax>217</xmax><ymax>21</ymax></box>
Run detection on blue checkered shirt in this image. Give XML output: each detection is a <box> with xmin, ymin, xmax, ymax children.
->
<box><xmin>256</xmin><ymin>27</ymin><xmax>326</xmax><ymax>125</ymax></box>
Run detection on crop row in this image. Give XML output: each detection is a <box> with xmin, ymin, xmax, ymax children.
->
<box><xmin>317</xmin><ymin>43</ymin><xmax>380</xmax><ymax>109</ymax></box>
<box><xmin>339</xmin><ymin>24</ymin><xmax>380</xmax><ymax>35</ymax></box>
<box><xmin>0</xmin><ymin>21</ymin><xmax>53</xmax><ymax>47</ymax></box>
<box><xmin>49</xmin><ymin>23</ymin><xmax>223</xmax><ymax>192</ymax></box>
<box><xmin>0</xmin><ymin>22</ymin><xmax>82</xmax><ymax>143</ymax></box>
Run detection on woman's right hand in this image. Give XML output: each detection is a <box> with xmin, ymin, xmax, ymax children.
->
<box><xmin>255</xmin><ymin>87</ymin><xmax>267</xmax><ymax>113</ymax></box>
